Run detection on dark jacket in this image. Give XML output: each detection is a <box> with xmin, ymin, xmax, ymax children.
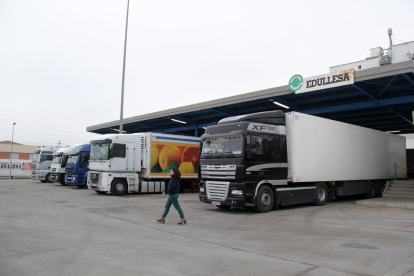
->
<box><xmin>165</xmin><ymin>177</ymin><xmax>180</xmax><ymax>195</ymax></box>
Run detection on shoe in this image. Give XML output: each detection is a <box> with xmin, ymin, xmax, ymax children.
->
<box><xmin>178</xmin><ymin>218</ymin><xmax>186</xmax><ymax>225</ymax></box>
<box><xmin>157</xmin><ymin>217</ymin><xmax>165</xmax><ymax>224</ymax></box>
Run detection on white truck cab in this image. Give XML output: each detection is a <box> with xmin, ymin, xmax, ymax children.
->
<box><xmin>31</xmin><ymin>146</ymin><xmax>61</xmax><ymax>183</ymax></box>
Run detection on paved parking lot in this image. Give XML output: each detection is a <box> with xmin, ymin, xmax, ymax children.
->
<box><xmin>1</xmin><ymin>179</ymin><xmax>414</xmax><ymax>276</ymax></box>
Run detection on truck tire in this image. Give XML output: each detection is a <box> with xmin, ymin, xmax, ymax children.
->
<box><xmin>111</xmin><ymin>179</ymin><xmax>127</xmax><ymax>196</ymax></box>
<box><xmin>314</xmin><ymin>183</ymin><xmax>328</xmax><ymax>206</ymax></box>
<box><xmin>374</xmin><ymin>181</ymin><xmax>384</xmax><ymax>198</ymax></box>
<box><xmin>46</xmin><ymin>173</ymin><xmax>53</xmax><ymax>183</ymax></box>
<box><xmin>40</xmin><ymin>180</ymin><xmax>47</xmax><ymax>183</ymax></box>
<box><xmin>95</xmin><ymin>191</ymin><xmax>107</xmax><ymax>195</ymax></box>
<box><xmin>255</xmin><ymin>185</ymin><xmax>274</xmax><ymax>213</ymax></box>
<box><xmin>364</xmin><ymin>181</ymin><xmax>375</xmax><ymax>199</ymax></box>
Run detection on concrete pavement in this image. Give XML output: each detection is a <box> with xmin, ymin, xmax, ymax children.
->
<box><xmin>1</xmin><ymin>179</ymin><xmax>414</xmax><ymax>276</ymax></box>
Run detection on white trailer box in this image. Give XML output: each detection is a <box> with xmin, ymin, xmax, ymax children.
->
<box><xmin>285</xmin><ymin>112</ymin><xmax>407</xmax><ymax>183</ymax></box>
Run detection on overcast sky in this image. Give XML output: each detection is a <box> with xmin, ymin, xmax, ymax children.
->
<box><xmin>0</xmin><ymin>0</ymin><xmax>413</xmax><ymax>147</ymax></box>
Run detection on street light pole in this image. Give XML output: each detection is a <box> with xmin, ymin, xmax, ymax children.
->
<box><xmin>119</xmin><ymin>0</ymin><xmax>130</xmax><ymax>133</ymax></box>
<box><xmin>9</xmin><ymin>122</ymin><xmax>16</xmax><ymax>179</ymax></box>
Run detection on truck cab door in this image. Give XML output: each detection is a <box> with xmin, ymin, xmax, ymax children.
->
<box><xmin>110</xmin><ymin>143</ymin><xmax>127</xmax><ymax>171</ymax></box>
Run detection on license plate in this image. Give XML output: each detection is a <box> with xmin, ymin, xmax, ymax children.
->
<box><xmin>211</xmin><ymin>201</ymin><xmax>221</xmax><ymax>206</ymax></box>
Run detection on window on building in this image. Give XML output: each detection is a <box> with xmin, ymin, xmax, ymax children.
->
<box><xmin>11</xmin><ymin>153</ymin><xmax>19</xmax><ymax>160</ymax></box>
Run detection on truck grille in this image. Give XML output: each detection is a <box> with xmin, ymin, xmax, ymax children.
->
<box><xmin>66</xmin><ymin>167</ymin><xmax>73</xmax><ymax>174</ymax></box>
<box><xmin>91</xmin><ymin>173</ymin><xmax>100</xmax><ymax>184</ymax></box>
<box><xmin>206</xmin><ymin>181</ymin><xmax>229</xmax><ymax>201</ymax></box>
<box><xmin>201</xmin><ymin>165</ymin><xmax>236</xmax><ymax>180</ymax></box>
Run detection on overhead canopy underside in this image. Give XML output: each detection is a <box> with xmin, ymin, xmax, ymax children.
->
<box><xmin>87</xmin><ymin>61</ymin><xmax>414</xmax><ymax>137</ymax></box>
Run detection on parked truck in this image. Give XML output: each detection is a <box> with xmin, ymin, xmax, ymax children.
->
<box><xmin>31</xmin><ymin>146</ymin><xmax>61</xmax><ymax>183</ymax></box>
<box><xmin>50</xmin><ymin>146</ymin><xmax>73</xmax><ymax>185</ymax></box>
<box><xmin>198</xmin><ymin>111</ymin><xmax>407</xmax><ymax>213</ymax></box>
<box><xmin>65</xmin><ymin>144</ymin><xmax>91</xmax><ymax>189</ymax></box>
<box><xmin>87</xmin><ymin>133</ymin><xmax>200</xmax><ymax>195</ymax></box>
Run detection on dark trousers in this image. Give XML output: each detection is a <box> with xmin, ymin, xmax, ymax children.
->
<box><xmin>162</xmin><ymin>194</ymin><xmax>184</xmax><ymax>218</ymax></box>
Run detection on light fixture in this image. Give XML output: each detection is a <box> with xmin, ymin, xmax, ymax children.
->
<box><xmin>273</xmin><ymin>101</ymin><xmax>290</xmax><ymax>109</ymax></box>
<box><xmin>386</xmin><ymin>130</ymin><xmax>400</xmax><ymax>133</ymax></box>
<box><xmin>113</xmin><ymin>128</ymin><xmax>126</xmax><ymax>133</ymax></box>
<box><xmin>202</xmin><ymin>127</ymin><xmax>207</xmax><ymax>130</ymax></box>
<box><xmin>171</xmin><ymin>118</ymin><xmax>186</xmax><ymax>124</ymax></box>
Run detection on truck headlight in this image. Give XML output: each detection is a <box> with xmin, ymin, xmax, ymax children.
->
<box><xmin>231</xmin><ymin>190</ymin><xmax>243</xmax><ymax>195</ymax></box>
<box><xmin>200</xmin><ymin>187</ymin><xmax>205</xmax><ymax>192</ymax></box>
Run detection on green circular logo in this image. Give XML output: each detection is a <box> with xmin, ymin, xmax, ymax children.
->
<box><xmin>289</xmin><ymin>74</ymin><xmax>303</xmax><ymax>92</ymax></box>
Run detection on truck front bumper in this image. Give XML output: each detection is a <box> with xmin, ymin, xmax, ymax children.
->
<box><xmin>87</xmin><ymin>171</ymin><xmax>112</xmax><ymax>192</ymax></box>
<box><xmin>31</xmin><ymin>170</ymin><xmax>39</xmax><ymax>180</ymax></box>
<box><xmin>31</xmin><ymin>170</ymin><xmax>48</xmax><ymax>181</ymax></box>
<box><xmin>199</xmin><ymin>180</ymin><xmax>255</xmax><ymax>208</ymax></box>
<box><xmin>199</xmin><ymin>194</ymin><xmax>252</xmax><ymax>207</ymax></box>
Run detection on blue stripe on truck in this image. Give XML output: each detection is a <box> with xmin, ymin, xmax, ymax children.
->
<box><xmin>155</xmin><ymin>136</ymin><xmax>199</xmax><ymax>143</ymax></box>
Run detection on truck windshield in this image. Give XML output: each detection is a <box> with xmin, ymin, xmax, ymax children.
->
<box><xmin>61</xmin><ymin>155</ymin><xmax>69</xmax><ymax>167</ymax></box>
<box><xmin>33</xmin><ymin>152</ymin><xmax>40</xmax><ymax>162</ymax></box>
<box><xmin>202</xmin><ymin>135</ymin><xmax>243</xmax><ymax>155</ymax></box>
<box><xmin>40</xmin><ymin>155</ymin><xmax>53</xmax><ymax>162</ymax></box>
<box><xmin>90</xmin><ymin>143</ymin><xmax>110</xmax><ymax>160</ymax></box>
<box><xmin>68</xmin><ymin>154</ymin><xmax>79</xmax><ymax>164</ymax></box>
<box><xmin>52</xmin><ymin>156</ymin><xmax>62</xmax><ymax>164</ymax></box>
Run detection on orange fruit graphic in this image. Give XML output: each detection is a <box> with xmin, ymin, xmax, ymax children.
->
<box><xmin>159</xmin><ymin>145</ymin><xmax>181</xmax><ymax>170</ymax></box>
<box><xmin>179</xmin><ymin>162</ymin><xmax>195</xmax><ymax>174</ymax></box>
<box><xmin>181</xmin><ymin>146</ymin><xmax>200</xmax><ymax>167</ymax></box>
<box><xmin>150</xmin><ymin>145</ymin><xmax>159</xmax><ymax>168</ymax></box>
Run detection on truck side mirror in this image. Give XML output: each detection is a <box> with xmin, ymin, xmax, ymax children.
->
<box><xmin>109</xmin><ymin>149</ymin><xmax>113</xmax><ymax>159</ymax></box>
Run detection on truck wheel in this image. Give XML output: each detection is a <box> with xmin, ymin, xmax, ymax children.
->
<box><xmin>40</xmin><ymin>180</ymin><xmax>46</xmax><ymax>183</ymax></box>
<box><xmin>95</xmin><ymin>191</ymin><xmax>107</xmax><ymax>195</ymax></box>
<box><xmin>111</xmin><ymin>179</ymin><xmax>127</xmax><ymax>196</ymax></box>
<box><xmin>46</xmin><ymin>173</ymin><xmax>53</xmax><ymax>183</ymax></box>
<box><xmin>374</xmin><ymin>181</ymin><xmax>384</xmax><ymax>198</ymax></box>
<box><xmin>364</xmin><ymin>181</ymin><xmax>375</xmax><ymax>199</ymax></box>
<box><xmin>255</xmin><ymin>186</ymin><xmax>274</xmax><ymax>213</ymax></box>
<box><xmin>314</xmin><ymin>183</ymin><xmax>328</xmax><ymax>206</ymax></box>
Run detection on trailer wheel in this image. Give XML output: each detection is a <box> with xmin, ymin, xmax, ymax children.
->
<box><xmin>364</xmin><ymin>181</ymin><xmax>375</xmax><ymax>199</ymax></box>
<box><xmin>255</xmin><ymin>186</ymin><xmax>274</xmax><ymax>213</ymax></box>
<box><xmin>314</xmin><ymin>184</ymin><xmax>328</xmax><ymax>206</ymax></box>
<box><xmin>111</xmin><ymin>179</ymin><xmax>127</xmax><ymax>196</ymax></box>
<box><xmin>374</xmin><ymin>181</ymin><xmax>384</xmax><ymax>198</ymax></box>
<box><xmin>95</xmin><ymin>191</ymin><xmax>107</xmax><ymax>195</ymax></box>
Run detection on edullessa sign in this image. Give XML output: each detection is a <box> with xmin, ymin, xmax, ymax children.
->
<box><xmin>289</xmin><ymin>69</ymin><xmax>355</xmax><ymax>94</ymax></box>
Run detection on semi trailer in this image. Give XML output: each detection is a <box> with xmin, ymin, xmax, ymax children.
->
<box><xmin>198</xmin><ymin>111</ymin><xmax>407</xmax><ymax>212</ymax></box>
<box><xmin>87</xmin><ymin>133</ymin><xmax>200</xmax><ymax>195</ymax></box>
<box><xmin>31</xmin><ymin>146</ymin><xmax>61</xmax><ymax>183</ymax></box>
